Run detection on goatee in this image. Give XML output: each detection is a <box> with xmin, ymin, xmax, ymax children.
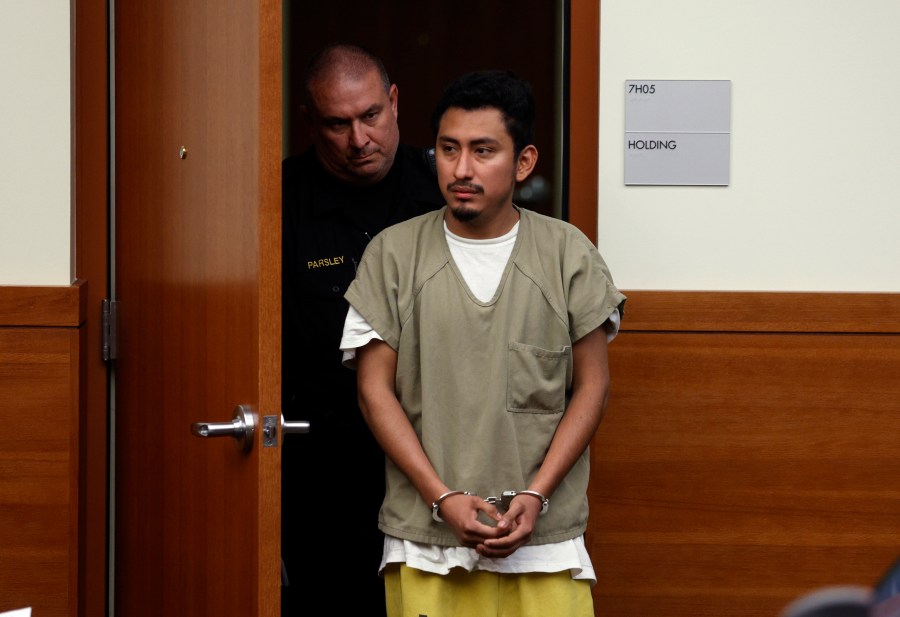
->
<box><xmin>448</xmin><ymin>204</ymin><xmax>480</xmax><ymax>223</ymax></box>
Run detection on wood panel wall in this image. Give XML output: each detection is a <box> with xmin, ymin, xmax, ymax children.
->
<box><xmin>587</xmin><ymin>291</ymin><xmax>900</xmax><ymax>616</ymax></box>
<box><xmin>0</xmin><ymin>283</ymin><xmax>85</xmax><ymax>616</ymax></box>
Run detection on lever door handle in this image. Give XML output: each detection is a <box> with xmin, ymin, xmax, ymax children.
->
<box><xmin>282</xmin><ymin>417</ymin><xmax>310</xmax><ymax>435</ymax></box>
<box><xmin>191</xmin><ymin>404</ymin><xmax>255</xmax><ymax>452</ymax></box>
<box><xmin>260</xmin><ymin>415</ymin><xmax>310</xmax><ymax>448</ymax></box>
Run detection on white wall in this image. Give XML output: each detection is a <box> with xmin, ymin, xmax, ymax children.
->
<box><xmin>0</xmin><ymin>1</ymin><xmax>71</xmax><ymax>286</ymax></box>
<box><xmin>598</xmin><ymin>0</ymin><xmax>900</xmax><ymax>292</ymax></box>
<box><xmin>5</xmin><ymin>2</ymin><xmax>900</xmax><ymax>291</ymax></box>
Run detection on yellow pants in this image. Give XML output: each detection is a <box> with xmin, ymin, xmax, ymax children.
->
<box><xmin>384</xmin><ymin>563</ymin><xmax>594</xmax><ymax>617</ymax></box>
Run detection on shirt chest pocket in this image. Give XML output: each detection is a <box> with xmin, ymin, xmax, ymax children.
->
<box><xmin>506</xmin><ymin>342</ymin><xmax>572</xmax><ymax>414</ymax></box>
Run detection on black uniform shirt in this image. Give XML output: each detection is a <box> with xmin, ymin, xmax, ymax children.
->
<box><xmin>281</xmin><ymin>144</ymin><xmax>444</xmax><ymax>432</ymax></box>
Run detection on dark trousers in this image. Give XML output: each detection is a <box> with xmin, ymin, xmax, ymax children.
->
<box><xmin>281</xmin><ymin>425</ymin><xmax>387</xmax><ymax>616</ymax></box>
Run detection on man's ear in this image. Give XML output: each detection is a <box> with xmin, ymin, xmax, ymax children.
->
<box><xmin>515</xmin><ymin>145</ymin><xmax>539</xmax><ymax>182</ymax></box>
<box><xmin>389</xmin><ymin>84</ymin><xmax>399</xmax><ymax>119</ymax></box>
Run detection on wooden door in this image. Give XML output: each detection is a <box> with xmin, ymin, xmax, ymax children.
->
<box><xmin>113</xmin><ymin>2</ymin><xmax>281</xmax><ymax>615</ymax></box>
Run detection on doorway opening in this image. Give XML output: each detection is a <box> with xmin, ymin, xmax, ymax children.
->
<box><xmin>283</xmin><ymin>0</ymin><xmax>567</xmax><ymax>218</ymax></box>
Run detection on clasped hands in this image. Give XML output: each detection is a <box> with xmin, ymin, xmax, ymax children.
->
<box><xmin>436</xmin><ymin>491</ymin><xmax>542</xmax><ymax>558</ymax></box>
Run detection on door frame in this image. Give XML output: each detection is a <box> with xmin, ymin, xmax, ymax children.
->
<box><xmin>73</xmin><ymin>1</ymin><xmax>111</xmax><ymax>615</ymax></box>
<box><xmin>567</xmin><ymin>0</ymin><xmax>600</xmax><ymax>241</ymax></box>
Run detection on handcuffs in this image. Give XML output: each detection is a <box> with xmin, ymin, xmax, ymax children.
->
<box><xmin>485</xmin><ymin>490</ymin><xmax>550</xmax><ymax>516</ymax></box>
<box><xmin>432</xmin><ymin>489</ymin><xmax>549</xmax><ymax>522</ymax></box>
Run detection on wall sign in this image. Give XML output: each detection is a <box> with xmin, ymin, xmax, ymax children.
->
<box><xmin>625</xmin><ymin>80</ymin><xmax>731</xmax><ymax>186</ymax></box>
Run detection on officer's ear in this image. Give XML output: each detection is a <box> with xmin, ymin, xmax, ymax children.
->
<box><xmin>389</xmin><ymin>84</ymin><xmax>399</xmax><ymax>119</ymax></box>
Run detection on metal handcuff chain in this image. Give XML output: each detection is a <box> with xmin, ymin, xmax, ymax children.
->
<box><xmin>484</xmin><ymin>490</ymin><xmax>550</xmax><ymax>516</ymax></box>
<box><xmin>432</xmin><ymin>489</ymin><xmax>550</xmax><ymax>523</ymax></box>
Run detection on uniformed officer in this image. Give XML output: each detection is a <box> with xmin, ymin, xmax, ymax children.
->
<box><xmin>280</xmin><ymin>43</ymin><xmax>444</xmax><ymax>616</ymax></box>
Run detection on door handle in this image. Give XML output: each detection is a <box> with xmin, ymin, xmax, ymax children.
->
<box><xmin>282</xmin><ymin>416</ymin><xmax>310</xmax><ymax>436</ymax></box>
<box><xmin>260</xmin><ymin>414</ymin><xmax>310</xmax><ymax>448</ymax></box>
<box><xmin>264</xmin><ymin>415</ymin><xmax>309</xmax><ymax>447</ymax></box>
<box><xmin>191</xmin><ymin>404</ymin><xmax>256</xmax><ymax>452</ymax></box>
<box><xmin>190</xmin><ymin>406</ymin><xmax>310</xmax><ymax>451</ymax></box>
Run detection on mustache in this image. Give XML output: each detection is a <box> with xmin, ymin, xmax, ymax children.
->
<box><xmin>350</xmin><ymin>146</ymin><xmax>378</xmax><ymax>158</ymax></box>
<box><xmin>446</xmin><ymin>181</ymin><xmax>483</xmax><ymax>193</ymax></box>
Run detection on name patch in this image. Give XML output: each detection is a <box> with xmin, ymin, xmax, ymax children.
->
<box><xmin>307</xmin><ymin>255</ymin><xmax>345</xmax><ymax>269</ymax></box>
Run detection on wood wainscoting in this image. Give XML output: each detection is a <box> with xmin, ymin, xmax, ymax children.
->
<box><xmin>0</xmin><ymin>283</ymin><xmax>85</xmax><ymax>616</ymax></box>
<box><xmin>588</xmin><ymin>291</ymin><xmax>900</xmax><ymax>616</ymax></box>
<box><xmin>3</xmin><ymin>280</ymin><xmax>897</xmax><ymax>617</ymax></box>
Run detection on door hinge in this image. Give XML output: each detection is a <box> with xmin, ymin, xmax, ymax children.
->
<box><xmin>102</xmin><ymin>299</ymin><xmax>119</xmax><ymax>362</ymax></box>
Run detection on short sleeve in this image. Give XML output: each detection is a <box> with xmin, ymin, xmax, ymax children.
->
<box><xmin>343</xmin><ymin>232</ymin><xmax>404</xmax><ymax>350</ymax></box>
<box><xmin>564</xmin><ymin>234</ymin><xmax>627</xmax><ymax>343</ymax></box>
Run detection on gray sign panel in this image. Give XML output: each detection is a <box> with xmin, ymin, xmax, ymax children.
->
<box><xmin>625</xmin><ymin>132</ymin><xmax>730</xmax><ymax>186</ymax></box>
<box><xmin>625</xmin><ymin>80</ymin><xmax>731</xmax><ymax>186</ymax></box>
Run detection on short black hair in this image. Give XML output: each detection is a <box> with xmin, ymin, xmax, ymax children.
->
<box><xmin>302</xmin><ymin>43</ymin><xmax>391</xmax><ymax>108</ymax></box>
<box><xmin>431</xmin><ymin>70</ymin><xmax>535</xmax><ymax>157</ymax></box>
